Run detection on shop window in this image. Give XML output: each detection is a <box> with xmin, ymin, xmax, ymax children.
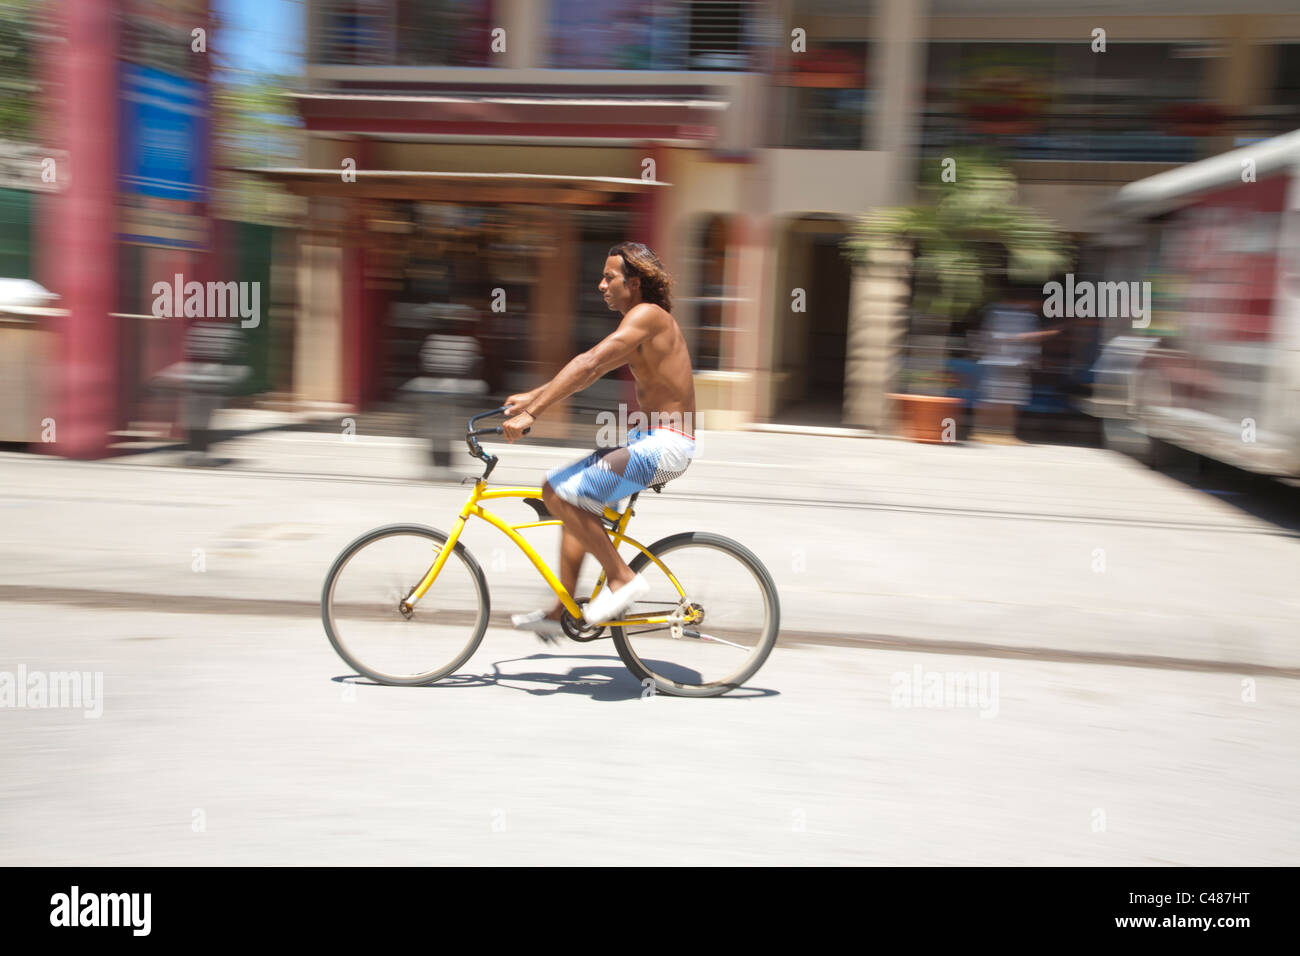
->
<box><xmin>317</xmin><ymin>0</ymin><xmax>393</xmax><ymax>65</ymax></box>
<box><xmin>395</xmin><ymin>0</ymin><xmax>494</xmax><ymax>67</ymax></box>
<box><xmin>771</xmin><ymin>40</ymin><xmax>868</xmax><ymax>149</ymax></box>
<box><xmin>548</xmin><ymin>0</ymin><xmax>755</xmax><ymax>71</ymax></box>
<box><xmin>317</xmin><ymin>0</ymin><xmax>493</xmax><ymax>66</ymax></box>
<box><xmin>921</xmin><ymin>41</ymin><xmax>1213</xmax><ymax>163</ymax></box>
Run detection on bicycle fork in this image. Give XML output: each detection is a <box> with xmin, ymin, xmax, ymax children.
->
<box><xmin>400</xmin><ymin>514</ymin><xmax>469</xmax><ymax>614</ymax></box>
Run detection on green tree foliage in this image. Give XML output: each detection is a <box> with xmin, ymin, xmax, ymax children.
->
<box><xmin>0</xmin><ymin>0</ymin><xmax>39</xmax><ymax>142</ymax></box>
<box><xmin>212</xmin><ymin>74</ymin><xmax>304</xmax><ymax>225</ymax></box>
<box><xmin>845</xmin><ymin>151</ymin><xmax>1068</xmax><ymax>321</ymax></box>
<box><xmin>844</xmin><ymin>152</ymin><xmax>1070</xmax><ymax>395</ymax></box>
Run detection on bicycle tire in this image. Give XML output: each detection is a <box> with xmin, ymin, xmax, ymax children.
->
<box><xmin>321</xmin><ymin>523</ymin><xmax>490</xmax><ymax>686</ymax></box>
<box><xmin>611</xmin><ymin>532</ymin><xmax>780</xmax><ymax>698</ymax></box>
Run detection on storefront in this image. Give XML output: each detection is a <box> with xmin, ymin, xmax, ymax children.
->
<box><xmin>250</xmin><ymin>167</ymin><xmax>666</xmax><ymax>435</ymax></box>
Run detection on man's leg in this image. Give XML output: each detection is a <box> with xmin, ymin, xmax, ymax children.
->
<box><xmin>554</xmin><ymin>517</ymin><xmax>586</xmax><ymax>617</ymax></box>
<box><xmin>535</xmin><ymin>481</ymin><xmax>586</xmax><ymax>620</ymax></box>
<box><xmin>541</xmin><ymin>482</ymin><xmax>636</xmax><ymax>612</ymax></box>
<box><xmin>975</xmin><ymin>399</ymin><xmax>1014</xmax><ymax>438</ymax></box>
<box><xmin>1000</xmin><ymin>368</ymin><xmax>1030</xmax><ymax>443</ymax></box>
<box><xmin>992</xmin><ymin>402</ymin><xmax>1014</xmax><ymax>434</ymax></box>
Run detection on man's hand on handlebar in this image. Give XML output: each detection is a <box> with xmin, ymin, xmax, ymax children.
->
<box><xmin>504</xmin><ymin>390</ymin><xmax>540</xmax><ymax>415</ymax></box>
<box><xmin>502</xmin><ymin>410</ymin><xmax>535</xmax><ymax>443</ymax></box>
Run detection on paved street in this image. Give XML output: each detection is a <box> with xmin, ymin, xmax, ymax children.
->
<box><xmin>2</xmin><ymin>429</ymin><xmax>1298</xmax><ymax>864</ymax></box>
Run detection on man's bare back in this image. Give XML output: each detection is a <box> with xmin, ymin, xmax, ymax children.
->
<box><xmin>624</xmin><ymin>303</ymin><xmax>695</xmax><ymax>432</ymax></box>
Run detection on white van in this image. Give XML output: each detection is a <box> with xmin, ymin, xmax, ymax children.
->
<box><xmin>1086</xmin><ymin>129</ymin><xmax>1300</xmax><ymax>477</ymax></box>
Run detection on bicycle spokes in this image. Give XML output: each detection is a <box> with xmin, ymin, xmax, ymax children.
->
<box><xmin>615</xmin><ymin>541</ymin><xmax>777</xmax><ymax>691</ymax></box>
<box><xmin>324</xmin><ymin>527</ymin><xmax>488</xmax><ymax>683</ymax></box>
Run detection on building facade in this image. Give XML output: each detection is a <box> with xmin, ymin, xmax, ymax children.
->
<box><xmin>14</xmin><ymin>1</ymin><xmax>1300</xmax><ymax>458</ymax></box>
<box><xmin>210</xmin><ymin>1</ymin><xmax>1300</xmax><ymax>435</ymax></box>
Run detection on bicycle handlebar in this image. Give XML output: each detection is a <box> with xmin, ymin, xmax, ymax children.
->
<box><xmin>464</xmin><ymin>405</ymin><xmax>530</xmax><ymax>481</ymax></box>
<box><xmin>468</xmin><ymin>405</ymin><xmax>507</xmax><ymax>429</ymax></box>
<box><xmin>466</xmin><ymin>405</ymin><xmax>529</xmax><ymax>436</ymax></box>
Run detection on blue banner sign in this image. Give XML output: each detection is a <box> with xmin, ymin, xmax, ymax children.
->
<box><xmin>119</xmin><ymin>63</ymin><xmax>208</xmax><ymax>202</ymax></box>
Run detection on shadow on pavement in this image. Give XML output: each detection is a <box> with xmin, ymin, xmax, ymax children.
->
<box><xmin>332</xmin><ymin>652</ymin><xmax>780</xmax><ymax>701</ymax></box>
<box><xmin>1153</xmin><ymin>451</ymin><xmax>1300</xmax><ymax>535</ymax></box>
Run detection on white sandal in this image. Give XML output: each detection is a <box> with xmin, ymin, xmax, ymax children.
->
<box><xmin>511</xmin><ymin>609</ymin><xmax>565</xmax><ymax>644</ymax></box>
<box><xmin>583</xmin><ymin>574</ymin><xmax>650</xmax><ymax>626</ymax></box>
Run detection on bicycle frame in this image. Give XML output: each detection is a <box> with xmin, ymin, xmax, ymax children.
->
<box><xmin>405</xmin><ymin>479</ymin><xmax>688</xmax><ymax>627</ymax></box>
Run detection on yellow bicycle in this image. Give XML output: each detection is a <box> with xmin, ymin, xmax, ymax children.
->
<box><xmin>321</xmin><ymin>406</ymin><xmax>780</xmax><ymax>697</ymax></box>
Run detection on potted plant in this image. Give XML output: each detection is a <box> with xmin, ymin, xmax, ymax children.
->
<box><xmin>844</xmin><ymin>152</ymin><xmax>1067</xmax><ymax>442</ymax></box>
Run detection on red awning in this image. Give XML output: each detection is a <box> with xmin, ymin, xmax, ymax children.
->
<box><xmin>288</xmin><ymin>90</ymin><xmax>724</xmax><ymax>144</ymax></box>
<box><xmin>229</xmin><ymin>168</ymin><xmax>671</xmax><ymax>205</ymax></box>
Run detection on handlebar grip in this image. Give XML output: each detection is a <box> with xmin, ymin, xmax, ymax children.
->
<box><xmin>470</xmin><ymin>425</ymin><xmax>529</xmax><ymax>438</ymax></box>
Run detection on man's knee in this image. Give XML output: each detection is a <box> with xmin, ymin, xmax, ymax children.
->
<box><xmin>542</xmin><ymin>481</ymin><xmax>571</xmax><ymax>517</ymax></box>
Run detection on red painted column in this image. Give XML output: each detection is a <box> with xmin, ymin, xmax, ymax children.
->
<box><xmin>341</xmin><ymin>227</ymin><xmax>389</xmax><ymax>411</ymax></box>
<box><xmin>341</xmin><ymin>140</ymin><xmax>371</xmax><ymax>410</ymax></box>
<box><xmin>46</xmin><ymin>0</ymin><xmax>121</xmax><ymax>458</ymax></box>
<box><xmin>364</xmin><ymin>276</ymin><xmax>390</xmax><ymax>406</ymax></box>
<box><xmin>632</xmin><ymin>143</ymin><xmax>663</xmax><ymax>254</ymax></box>
<box><xmin>343</xmin><ymin>238</ymin><xmax>366</xmax><ymax>410</ymax></box>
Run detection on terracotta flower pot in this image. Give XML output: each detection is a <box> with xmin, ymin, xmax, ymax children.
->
<box><xmin>887</xmin><ymin>393</ymin><xmax>964</xmax><ymax>444</ymax></box>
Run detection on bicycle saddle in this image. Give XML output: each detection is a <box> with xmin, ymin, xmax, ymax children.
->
<box><xmin>523</xmin><ymin>496</ymin><xmax>621</xmax><ymax>530</ymax></box>
<box><xmin>523</xmin><ymin>488</ymin><xmax>662</xmax><ymax>528</ymax></box>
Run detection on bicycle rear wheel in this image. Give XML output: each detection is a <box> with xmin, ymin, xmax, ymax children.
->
<box><xmin>321</xmin><ymin>524</ymin><xmax>489</xmax><ymax>685</ymax></box>
<box><xmin>610</xmin><ymin>532</ymin><xmax>779</xmax><ymax>697</ymax></box>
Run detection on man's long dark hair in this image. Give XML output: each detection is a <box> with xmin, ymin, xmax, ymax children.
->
<box><xmin>609</xmin><ymin>241</ymin><xmax>674</xmax><ymax>313</ymax></box>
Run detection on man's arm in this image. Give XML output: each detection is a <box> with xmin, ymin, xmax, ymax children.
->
<box><xmin>526</xmin><ymin>305</ymin><xmax>658</xmax><ymax>418</ymax></box>
<box><xmin>504</xmin><ymin>384</ymin><xmax>543</xmax><ymax>412</ymax></box>
<box><xmin>502</xmin><ymin>305</ymin><xmax>660</xmax><ymax>440</ymax></box>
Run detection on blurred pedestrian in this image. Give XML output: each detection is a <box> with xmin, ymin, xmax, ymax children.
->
<box><xmin>403</xmin><ymin>307</ymin><xmax>487</xmax><ymax>478</ymax></box>
<box><xmin>972</xmin><ymin>280</ymin><xmax>1061</xmax><ymax>444</ymax></box>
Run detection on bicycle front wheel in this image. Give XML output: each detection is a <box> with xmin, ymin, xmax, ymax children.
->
<box><xmin>321</xmin><ymin>524</ymin><xmax>489</xmax><ymax>685</ymax></box>
<box><xmin>611</xmin><ymin>532</ymin><xmax>780</xmax><ymax>697</ymax></box>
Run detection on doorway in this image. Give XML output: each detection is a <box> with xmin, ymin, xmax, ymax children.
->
<box><xmin>772</xmin><ymin>220</ymin><xmax>851</xmax><ymax>424</ymax></box>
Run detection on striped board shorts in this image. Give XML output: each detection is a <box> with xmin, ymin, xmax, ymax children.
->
<box><xmin>546</xmin><ymin>427</ymin><xmax>695</xmax><ymax>515</ymax></box>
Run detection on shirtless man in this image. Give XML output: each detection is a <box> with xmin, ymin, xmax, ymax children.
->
<box><xmin>501</xmin><ymin>242</ymin><xmax>696</xmax><ymax>639</ymax></box>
